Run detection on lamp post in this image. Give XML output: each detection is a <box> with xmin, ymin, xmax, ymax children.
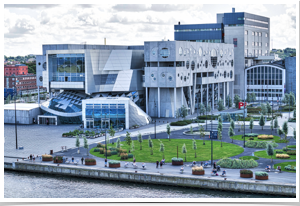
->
<box><xmin>272</xmin><ymin>97</ymin><xmax>274</xmax><ymax>131</ymax></box>
<box><xmin>105</xmin><ymin>114</ymin><xmax>107</xmax><ymax>160</ymax></box>
<box><xmin>14</xmin><ymin>82</ymin><xmax>18</xmax><ymax>149</ymax></box>
<box><xmin>243</xmin><ymin>72</ymin><xmax>246</xmax><ymax>148</ymax></box>
<box><xmin>206</xmin><ymin>103</ymin><xmax>208</xmax><ymax>131</ymax></box>
<box><xmin>154</xmin><ymin>100</ymin><xmax>157</xmax><ymax>139</ymax></box>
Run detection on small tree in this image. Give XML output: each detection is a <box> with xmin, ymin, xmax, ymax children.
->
<box><xmin>266</xmin><ymin>102</ymin><xmax>272</xmax><ymax>117</ymax></box>
<box><xmin>190</xmin><ymin>125</ymin><xmax>193</xmax><ymax>134</ymax></box>
<box><xmin>75</xmin><ymin>135</ymin><xmax>80</xmax><ymax>154</ymax></box>
<box><xmin>218</xmin><ymin>128</ymin><xmax>223</xmax><ymax>147</ymax></box>
<box><xmin>116</xmin><ymin>137</ymin><xmax>121</xmax><ymax>149</ymax></box>
<box><xmin>293</xmin><ymin>109</ymin><xmax>296</xmax><ymax>118</ymax></box>
<box><xmin>159</xmin><ymin>141</ymin><xmax>165</xmax><ymax>159</ymax></box>
<box><xmin>180</xmin><ymin>105</ymin><xmax>188</xmax><ymax>119</ymax></box>
<box><xmin>274</xmin><ymin>117</ymin><xmax>278</xmax><ymax>133</ymax></box>
<box><xmin>131</xmin><ymin>141</ymin><xmax>135</xmax><ymax>153</ymax></box>
<box><xmin>192</xmin><ymin>138</ymin><xmax>197</xmax><ymax>158</ymax></box>
<box><xmin>108</xmin><ymin>124</ymin><xmax>115</xmax><ymax>143</ymax></box>
<box><xmin>270</xmin><ymin>119</ymin><xmax>273</xmax><ymax>135</ymax></box>
<box><xmin>226</xmin><ymin>95</ymin><xmax>233</xmax><ymax>108</ymax></box>
<box><xmin>234</xmin><ymin>94</ymin><xmax>242</xmax><ymax>109</ymax></box>
<box><xmin>278</xmin><ymin>128</ymin><xmax>283</xmax><ymax>140</ymax></box>
<box><xmin>293</xmin><ymin>128</ymin><xmax>296</xmax><ymax>140</ymax></box>
<box><xmin>166</xmin><ymin>124</ymin><xmax>171</xmax><ymax>141</ymax></box>
<box><xmin>230</xmin><ymin>119</ymin><xmax>235</xmax><ymax>131</ymax></box>
<box><xmin>83</xmin><ymin>136</ymin><xmax>89</xmax><ymax>156</ymax></box>
<box><xmin>198</xmin><ymin>103</ymin><xmax>206</xmax><ymax>116</ymax></box>
<box><xmin>125</xmin><ymin>131</ymin><xmax>132</xmax><ymax>152</ymax></box>
<box><xmin>249</xmin><ymin>118</ymin><xmax>254</xmax><ymax>133</ymax></box>
<box><xmin>148</xmin><ymin>136</ymin><xmax>153</xmax><ymax>155</ymax></box>
<box><xmin>175</xmin><ymin>109</ymin><xmax>181</xmax><ymax>121</ymax></box>
<box><xmin>251</xmin><ymin>92</ymin><xmax>256</xmax><ymax>103</ymax></box>
<box><xmin>282</xmin><ymin>121</ymin><xmax>290</xmax><ymax>149</ymax></box>
<box><xmin>6</xmin><ymin>94</ymin><xmax>11</xmax><ymax>104</ymax></box>
<box><xmin>199</xmin><ymin>124</ymin><xmax>206</xmax><ymax>145</ymax></box>
<box><xmin>228</xmin><ymin>126</ymin><xmax>235</xmax><ymax>143</ymax></box>
<box><xmin>246</xmin><ymin>93</ymin><xmax>252</xmax><ymax>103</ymax></box>
<box><xmin>261</xmin><ymin>104</ymin><xmax>267</xmax><ymax>115</ymax></box>
<box><xmin>218</xmin><ymin>116</ymin><xmax>223</xmax><ymax>131</ymax></box>
<box><xmin>206</xmin><ymin>104</ymin><xmax>211</xmax><ymax>113</ymax></box>
<box><xmin>182</xmin><ymin>143</ymin><xmax>187</xmax><ymax>162</ymax></box>
<box><xmin>217</xmin><ymin>98</ymin><xmax>225</xmax><ymax>111</ymax></box>
<box><xmin>289</xmin><ymin>92</ymin><xmax>295</xmax><ymax>106</ymax></box>
<box><xmin>266</xmin><ymin>143</ymin><xmax>274</xmax><ymax>163</ymax></box>
<box><xmin>259</xmin><ymin>114</ymin><xmax>265</xmax><ymax>130</ymax></box>
<box><xmin>227</xmin><ymin>113</ymin><xmax>231</xmax><ymax>122</ymax></box>
<box><xmin>137</xmin><ymin>132</ymin><xmax>143</xmax><ymax>150</ymax></box>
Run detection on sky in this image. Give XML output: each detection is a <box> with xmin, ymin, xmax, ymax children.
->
<box><xmin>3</xmin><ymin>3</ymin><xmax>297</xmax><ymax>57</ymax></box>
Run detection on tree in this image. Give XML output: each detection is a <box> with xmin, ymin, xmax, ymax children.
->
<box><xmin>234</xmin><ymin>94</ymin><xmax>241</xmax><ymax>109</ymax></box>
<box><xmin>205</xmin><ymin>104</ymin><xmax>211</xmax><ymax>113</ymax></box>
<box><xmin>249</xmin><ymin>118</ymin><xmax>254</xmax><ymax>133</ymax></box>
<box><xmin>218</xmin><ymin>128</ymin><xmax>223</xmax><ymax>147</ymax></box>
<box><xmin>180</xmin><ymin>105</ymin><xmax>188</xmax><ymax>119</ymax></box>
<box><xmin>175</xmin><ymin>109</ymin><xmax>181</xmax><ymax>121</ymax></box>
<box><xmin>230</xmin><ymin>119</ymin><xmax>235</xmax><ymax>130</ymax></box>
<box><xmin>75</xmin><ymin>135</ymin><xmax>80</xmax><ymax>154</ymax></box>
<box><xmin>192</xmin><ymin>139</ymin><xmax>197</xmax><ymax>158</ymax></box>
<box><xmin>116</xmin><ymin>137</ymin><xmax>121</xmax><ymax>149</ymax></box>
<box><xmin>217</xmin><ymin>98</ymin><xmax>225</xmax><ymax>111</ymax></box>
<box><xmin>293</xmin><ymin>109</ymin><xmax>296</xmax><ymax>118</ymax></box>
<box><xmin>270</xmin><ymin>119</ymin><xmax>273</xmax><ymax>135</ymax></box>
<box><xmin>137</xmin><ymin>132</ymin><xmax>143</xmax><ymax>150</ymax></box>
<box><xmin>228</xmin><ymin>126</ymin><xmax>235</xmax><ymax>143</ymax></box>
<box><xmin>282</xmin><ymin>121</ymin><xmax>292</xmax><ymax>149</ymax></box>
<box><xmin>261</xmin><ymin>104</ymin><xmax>267</xmax><ymax>115</ymax></box>
<box><xmin>6</xmin><ymin>94</ymin><xmax>11</xmax><ymax>104</ymax></box>
<box><xmin>108</xmin><ymin>124</ymin><xmax>115</xmax><ymax>143</ymax></box>
<box><xmin>131</xmin><ymin>141</ymin><xmax>135</xmax><ymax>153</ymax></box>
<box><xmin>83</xmin><ymin>136</ymin><xmax>89</xmax><ymax>156</ymax></box>
<box><xmin>274</xmin><ymin>118</ymin><xmax>278</xmax><ymax>133</ymax></box>
<box><xmin>251</xmin><ymin>92</ymin><xmax>256</xmax><ymax>103</ymax></box>
<box><xmin>266</xmin><ymin>102</ymin><xmax>272</xmax><ymax>117</ymax></box>
<box><xmin>293</xmin><ymin>128</ymin><xmax>296</xmax><ymax>140</ymax></box>
<box><xmin>199</xmin><ymin>124</ymin><xmax>206</xmax><ymax>145</ymax></box>
<box><xmin>226</xmin><ymin>95</ymin><xmax>233</xmax><ymax>108</ymax></box>
<box><xmin>289</xmin><ymin>92</ymin><xmax>295</xmax><ymax>106</ymax></box>
<box><xmin>198</xmin><ymin>103</ymin><xmax>206</xmax><ymax>116</ymax></box>
<box><xmin>266</xmin><ymin>143</ymin><xmax>274</xmax><ymax>163</ymax></box>
<box><xmin>182</xmin><ymin>143</ymin><xmax>187</xmax><ymax>162</ymax></box>
<box><xmin>148</xmin><ymin>136</ymin><xmax>153</xmax><ymax>155</ymax></box>
<box><xmin>190</xmin><ymin>125</ymin><xmax>193</xmax><ymax>134</ymax></box>
<box><xmin>282</xmin><ymin>93</ymin><xmax>290</xmax><ymax>105</ymax></box>
<box><xmin>218</xmin><ymin>116</ymin><xmax>223</xmax><ymax>131</ymax></box>
<box><xmin>278</xmin><ymin>128</ymin><xmax>283</xmax><ymax>140</ymax></box>
<box><xmin>259</xmin><ymin>114</ymin><xmax>265</xmax><ymax>130</ymax></box>
<box><xmin>125</xmin><ymin>131</ymin><xmax>132</xmax><ymax>152</ymax></box>
<box><xmin>159</xmin><ymin>141</ymin><xmax>165</xmax><ymax>159</ymax></box>
<box><xmin>246</xmin><ymin>93</ymin><xmax>252</xmax><ymax>103</ymax></box>
<box><xmin>227</xmin><ymin>113</ymin><xmax>231</xmax><ymax>122</ymax></box>
<box><xmin>166</xmin><ymin>124</ymin><xmax>171</xmax><ymax>141</ymax></box>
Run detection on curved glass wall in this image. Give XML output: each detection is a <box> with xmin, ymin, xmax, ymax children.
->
<box><xmin>49</xmin><ymin>53</ymin><xmax>85</xmax><ymax>82</ymax></box>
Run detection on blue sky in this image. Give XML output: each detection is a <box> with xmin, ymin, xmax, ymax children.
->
<box><xmin>3</xmin><ymin>3</ymin><xmax>297</xmax><ymax>56</ymax></box>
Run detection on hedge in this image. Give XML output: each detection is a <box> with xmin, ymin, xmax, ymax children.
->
<box><xmin>85</xmin><ymin>158</ymin><xmax>96</xmax><ymax>162</ymax></box>
<box><xmin>197</xmin><ymin>115</ymin><xmax>219</xmax><ymax>120</ymax></box>
<box><xmin>255</xmin><ymin>172</ymin><xmax>269</xmax><ymax>176</ymax></box>
<box><xmin>240</xmin><ymin>169</ymin><xmax>253</xmax><ymax>174</ymax></box>
<box><xmin>216</xmin><ymin>158</ymin><xmax>258</xmax><ymax>169</ymax></box>
<box><xmin>287</xmin><ymin>150</ymin><xmax>296</xmax><ymax>155</ymax></box>
<box><xmin>128</xmin><ymin>153</ymin><xmax>134</xmax><ymax>158</ymax></box>
<box><xmin>93</xmin><ymin>148</ymin><xmax>100</xmax><ymax>152</ymax></box>
<box><xmin>245</xmin><ymin>141</ymin><xmax>278</xmax><ymax>148</ymax></box>
<box><xmin>276</xmin><ymin>154</ymin><xmax>290</xmax><ymax>159</ymax></box>
<box><xmin>111</xmin><ymin>151</ymin><xmax>118</xmax><ymax>155</ymax></box>
<box><xmin>172</xmin><ymin>157</ymin><xmax>183</xmax><ymax>162</ymax></box>
<box><xmin>284</xmin><ymin>165</ymin><xmax>296</xmax><ymax>171</ymax></box>
<box><xmin>108</xmin><ymin>160</ymin><xmax>120</xmax><ymax>164</ymax></box>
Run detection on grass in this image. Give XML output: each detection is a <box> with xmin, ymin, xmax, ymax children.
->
<box><xmin>89</xmin><ymin>139</ymin><xmax>244</xmax><ymax>163</ymax></box>
<box><xmin>239</xmin><ymin>156</ymin><xmax>259</xmax><ymax>160</ymax></box>
<box><xmin>287</xmin><ymin>145</ymin><xmax>296</xmax><ymax>148</ymax></box>
<box><xmin>274</xmin><ymin>162</ymin><xmax>296</xmax><ymax>173</ymax></box>
<box><xmin>230</xmin><ymin>135</ymin><xmax>281</xmax><ymax>142</ymax></box>
<box><xmin>254</xmin><ymin>149</ymin><xmax>296</xmax><ymax>160</ymax></box>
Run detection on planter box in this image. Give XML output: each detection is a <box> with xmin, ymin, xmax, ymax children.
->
<box><xmin>85</xmin><ymin>161</ymin><xmax>96</xmax><ymax>165</ymax></box>
<box><xmin>255</xmin><ymin>175</ymin><xmax>268</xmax><ymax>180</ymax></box>
<box><xmin>109</xmin><ymin>163</ymin><xmax>120</xmax><ymax>168</ymax></box>
<box><xmin>172</xmin><ymin>160</ymin><xmax>183</xmax><ymax>166</ymax></box>
<box><xmin>240</xmin><ymin>173</ymin><xmax>253</xmax><ymax>178</ymax></box>
<box><xmin>42</xmin><ymin>157</ymin><xmax>53</xmax><ymax>161</ymax></box>
<box><xmin>192</xmin><ymin>170</ymin><xmax>205</xmax><ymax>175</ymax></box>
<box><xmin>53</xmin><ymin>160</ymin><xmax>63</xmax><ymax>163</ymax></box>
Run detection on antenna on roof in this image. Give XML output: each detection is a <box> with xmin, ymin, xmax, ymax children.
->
<box><xmin>104</xmin><ymin>38</ymin><xmax>106</xmax><ymax>45</ymax></box>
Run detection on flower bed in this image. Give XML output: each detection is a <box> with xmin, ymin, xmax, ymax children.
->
<box><xmin>276</xmin><ymin>154</ymin><xmax>290</xmax><ymax>159</ymax></box>
<box><xmin>42</xmin><ymin>155</ymin><xmax>53</xmax><ymax>161</ymax></box>
<box><xmin>53</xmin><ymin>156</ymin><xmax>63</xmax><ymax>163</ymax></box>
<box><xmin>286</xmin><ymin>150</ymin><xmax>296</xmax><ymax>155</ymax></box>
<box><xmin>284</xmin><ymin>165</ymin><xmax>296</xmax><ymax>171</ymax></box>
<box><xmin>85</xmin><ymin>158</ymin><xmax>96</xmax><ymax>165</ymax></box>
<box><xmin>255</xmin><ymin>172</ymin><xmax>269</xmax><ymax>180</ymax></box>
<box><xmin>245</xmin><ymin>140</ymin><xmax>278</xmax><ymax>148</ymax></box>
<box><xmin>120</xmin><ymin>153</ymin><xmax>128</xmax><ymax>160</ymax></box>
<box><xmin>172</xmin><ymin>157</ymin><xmax>183</xmax><ymax>165</ymax></box>
<box><xmin>257</xmin><ymin>135</ymin><xmax>274</xmax><ymax>140</ymax></box>
<box><xmin>109</xmin><ymin>160</ymin><xmax>120</xmax><ymax>168</ymax></box>
<box><xmin>192</xmin><ymin>166</ymin><xmax>205</xmax><ymax>175</ymax></box>
<box><xmin>217</xmin><ymin>158</ymin><xmax>258</xmax><ymax>169</ymax></box>
<box><xmin>240</xmin><ymin>169</ymin><xmax>253</xmax><ymax>178</ymax></box>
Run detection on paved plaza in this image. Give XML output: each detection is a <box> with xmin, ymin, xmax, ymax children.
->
<box><xmin>4</xmin><ymin>110</ymin><xmax>296</xmax><ymax>184</ymax></box>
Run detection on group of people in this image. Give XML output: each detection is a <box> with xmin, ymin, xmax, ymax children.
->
<box><xmin>265</xmin><ymin>165</ymin><xmax>281</xmax><ymax>173</ymax></box>
<box><xmin>156</xmin><ymin>159</ymin><xmax>165</xmax><ymax>168</ymax></box>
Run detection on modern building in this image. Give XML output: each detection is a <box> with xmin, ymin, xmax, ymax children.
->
<box><xmin>284</xmin><ymin>56</ymin><xmax>296</xmax><ymax>97</ymax></box>
<box><xmin>4</xmin><ymin>103</ymin><xmax>41</xmax><ymax>124</ymax></box>
<box><xmin>4</xmin><ymin>74</ymin><xmax>40</xmax><ymax>94</ymax></box>
<box><xmin>36</xmin><ymin>44</ymin><xmax>151</xmax><ymax>129</ymax></box>
<box><xmin>174</xmin><ymin>8</ymin><xmax>274</xmax><ymax>99</ymax></box>
<box><xmin>144</xmin><ymin>41</ymin><xmax>235</xmax><ymax>117</ymax></box>
<box><xmin>4</xmin><ymin>64</ymin><xmax>28</xmax><ymax>76</ymax></box>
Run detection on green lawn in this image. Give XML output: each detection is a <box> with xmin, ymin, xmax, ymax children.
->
<box><xmin>239</xmin><ymin>156</ymin><xmax>259</xmax><ymax>160</ymax></box>
<box><xmin>89</xmin><ymin>139</ymin><xmax>244</xmax><ymax>163</ymax></box>
<box><xmin>287</xmin><ymin>145</ymin><xmax>296</xmax><ymax>148</ymax></box>
<box><xmin>274</xmin><ymin>162</ymin><xmax>296</xmax><ymax>173</ymax></box>
<box><xmin>230</xmin><ymin>135</ymin><xmax>281</xmax><ymax>142</ymax></box>
<box><xmin>254</xmin><ymin>150</ymin><xmax>296</xmax><ymax>160</ymax></box>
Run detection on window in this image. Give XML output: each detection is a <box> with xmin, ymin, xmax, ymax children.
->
<box><xmin>252</xmin><ymin>31</ymin><xmax>254</xmax><ymax>36</ymax></box>
<box><xmin>252</xmin><ymin>42</ymin><xmax>254</xmax><ymax>46</ymax></box>
<box><xmin>160</xmin><ymin>48</ymin><xmax>170</xmax><ymax>58</ymax></box>
<box><xmin>255</xmin><ymin>32</ymin><xmax>258</xmax><ymax>36</ymax></box>
<box><xmin>265</xmin><ymin>33</ymin><xmax>268</xmax><ymax>37</ymax></box>
<box><xmin>191</xmin><ymin>61</ymin><xmax>195</xmax><ymax>70</ymax></box>
<box><xmin>259</xmin><ymin>42</ymin><xmax>262</xmax><ymax>47</ymax></box>
<box><xmin>179</xmin><ymin>47</ymin><xmax>183</xmax><ymax>56</ymax></box>
<box><xmin>211</xmin><ymin>49</ymin><xmax>217</xmax><ymax>68</ymax></box>
<box><xmin>233</xmin><ymin>38</ymin><xmax>237</xmax><ymax>47</ymax></box>
<box><xmin>245</xmin><ymin>41</ymin><xmax>248</xmax><ymax>46</ymax></box>
<box><xmin>255</xmin><ymin>42</ymin><xmax>258</xmax><ymax>46</ymax></box>
<box><xmin>186</xmin><ymin>60</ymin><xmax>189</xmax><ymax>69</ymax></box>
<box><xmin>245</xmin><ymin>30</ymin><xmax>248</xmax><ymax>35</ymax></box>
<box><xmin>265</xmin><ymin>43</ymin><xmax>268</xmax><ymax>47</ymax></box>
<box><xmin>259</xmin><ymin>32</ymin><xmax>262</xmax><ymax>36</ymax></box>
<box><xmin>205</xmin><ymin>60</ymin><xmax>208</xmax><ymax>68</ymax></box>
<box><xmin>245</xmin><ymin>49</ymin><xmax>248</xmax><ymax>56</ymax></box>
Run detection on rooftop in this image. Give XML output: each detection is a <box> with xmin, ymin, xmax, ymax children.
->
<box><xmin>4</xmin><ymin>103</ymin><xmax>40</xmax><ymax>111</ymax></box>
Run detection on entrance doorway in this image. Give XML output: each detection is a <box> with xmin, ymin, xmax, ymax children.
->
<box><xmin>38</xmin><ymin>116</ymin><xmax>57</xmax><ymax>125</ymax></box>
<box><xmin>86</xmin><ymin>120</ymin><xmax>94</xmax><ymax>129</ymax></box>
<box><xmin>101</xmin><ymin>119</ymin><xmax>110</xmax><ymax>130</ymax></box>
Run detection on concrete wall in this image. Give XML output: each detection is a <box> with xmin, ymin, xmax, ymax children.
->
<box><xmin>5</xmin><ymin>162</ymin><xmax>296</xmax><ymax>197</ymax></box>
<box><xmin>4</xmin><ymin>107</ymin><xmax>41</xmax><ymax>124</ymax></box>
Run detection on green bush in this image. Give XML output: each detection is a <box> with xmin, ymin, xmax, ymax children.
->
<box><xmin>106</xmin><ymin>150</ymin><xmax>111</xmax><ymax>156</ymax></box>
<box><xmin>99</xmin><ymin>148</ymin><xmax>104</xmax><ymax>154</ymax></box>
<box><xmin>97</xmin><ymin>143</ymin><xmax>103</xmax><ymax>148</ymax></box>
<box><xmin>276</xmin><ymin>150</ymin><xmax>283</xmax><ymax>154</ymax></box>
<box><xmin>108</xmin><ymin>160</ymin><xmax>120</xmax><ymax>165</ymax></box>
<box><xmin>54</xmin><ymin>156</ymin><xmax>63</xmax><ymax>161</ymax></box>
<box><xmin>247</xmin><ymin>108</ymin><xmax>262</xmax><ymax>113</ymax></box>
<box><xmin>245</xmin><ymin>141</ymin><xmax>278</xmax><ymax>148</ymax></box>
<box><xmin>284</xmin><ymin>165</ymin><xmax>296</xmax><ymax>171</ymax></box>
<box><xmin>216</xmin><ymin>158</ymin><xmax>258</xmax><ymax>169</ymax></box>
<box><xmin>120</xmin><ymin>153</ymin><xmax>128</xmax><ymax>160</ymax></box>
<box><xmin>111</xmin><ymin>151</ymin><xmax>118</xmax><ymax>155</ymax></box>
<box><xmin>170</xmin><ymin>121</ymin><xmax>189</xmax><ymax>126</ymax></box>
<box><xmin>287</xmin><ymin>150</ymin><xmax>296</xmax><ymax>155</ymax></box>
<box><xmin>255</xmin><ymin>172</ymin><xmax>269</xmax><ymax>176</ymax></box>
<box><xmin>287</xmin><ymin>145</ymin><xmax>296</xmax><ymax>148</ymax></box>
<box><xmin>93</xmin><ymin>148</ymin><xmax>100</xmax><ymax>152</ymax></box>
<box><xmin>172</xmin><ymin>157</ymin><xmax>183</xmax><ymax>162</ymax></box>
<box><xmin>288</xmin><ymin>118</ymin><xmax>296</xmax><ymax>122</ymax></box>
<box><xmin>85</xmin><ymin>158</ymin><xmax>96</xmax><ymax>162</ymax></box>
<box><xmin>240</xmin><ymin>169</ymin><xmax>253</xmax><ymax>174</ymax></box>
<box><xmin>245</xmin><ymin>133</ymin><xmax>259</xmax><ymax>137</ymax></box>
<box><xmin>128</xmin><ymin>153</ymin><xmax>134</xmax><ymax>158</ymax></box>
<box><xmin>197</xmin><ymin>115</ymin><xmax>219</xmax><ymax>120</ymax></box>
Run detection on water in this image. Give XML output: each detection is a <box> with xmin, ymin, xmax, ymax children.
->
<box><xmin>4</xmin><ymin>171</ymin><xmax>291</xmax><ymax>198</ymax></box>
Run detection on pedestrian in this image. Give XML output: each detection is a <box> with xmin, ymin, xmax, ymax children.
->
<box><xmin>30</xmin><ymin>154</ymin><xmax>32</xmax><ymax>160</ymax></box>
<box><xmin>201</xmin><ymin>161</ymin><xmax>203</xmax><ymax>166</ymax></box>
<box><xmin>33</xmin><ymin>155</ymin><xmax>35</xmax><ymax>162</ymax></box>
<box><xmin>105</xmin><ymin>158</ymin><xmax>107</xmax><ymax>167</ymax></box>
<box><xmin>81</xmin><ymin>157</ymin><xmax>84</xmax><ymax>164</ymax></box>
<box><xmin>39</xmin><ymin>155</ymin><xmax>42</xmax><ymax>161</ymax></box>
<box><xmin>160</xmin><ymin>160</ymin><xmax>163</xmax><ymax>168</ymax></box>
<box><xmin>133</xmin><ymin>157</ymin><xmax>136</xmax><ymax>163</ymax></box>
<box><xmin>55</xmin><ymin>157</ymin><xmax>58</xmax><ymax>163</ymax></box>
<box><xmin>156</xmin><ymin>160</ymin><xmax>159</xmax><ymax>168</ymax></box>
<box><xmin>72</xmin><ymin>156</ymin><xmax>74</xmax><ymax>163</ymax></box>
<box><xmin>213</xmin><ymin>162</ymin><xmax>216</xmax><ymax>169</ymax></box>
<box><xmin>46</xmin><ymin>119</ymin><xmax>49</xmax><ymax>125</ymax></box>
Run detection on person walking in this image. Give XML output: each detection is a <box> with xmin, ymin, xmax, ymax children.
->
<box><xmin>32</xmin><ymin>155</ymin><xmax>35</xmax><ymax>162</ymax></box>
<box><xmin>213</xmin><ymin>162</ymin><xmax>216</xmax><ymax>169</ymax></box>
<box><xmin>133</xmin><ymin>157</ymin><xmax>136</xmax><ymax>163</ymax></box>
<box><xmin>156</xmin><ymin>160</ymin><xmax>159</xmax><ymax>168</ymax></box>
<box><xmin>72</xmin><ymin>156</ymin><xmax>74</xmax><ymax>163</ymax></box>
<box><xmin>81</xmin><ymin>157</ymin><xmax>84</xmax><ymax>165</ymax></box>
<box><xmin>105</xmin><ymin>158</ymin><xmax>107</xmax><ymax>167</ymax></box>
<box><xmin>160</xmin><ymin>160</ymin><xmax>163</xmax><ymax>168</ymax></box>
<box><xmin>30</xmin><ymin>154</ymin><xmax>32</xmax><ymax>161</ymax></box>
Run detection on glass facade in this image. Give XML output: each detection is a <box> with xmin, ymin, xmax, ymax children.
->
<box><xmin>49</xmin><ymin>54</ymin><xmax>85</xmax><ymax>82</ymax></box>
<box><xmin>85</xmin><ymin>104</ymin><xmax>126</xmax><ymax>130</ymax></box>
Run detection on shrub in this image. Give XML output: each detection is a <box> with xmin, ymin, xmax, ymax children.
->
<box><xmin>245</xmin><ymin>141</ymin><xmax>278</xmax><ymax>148</ymax></box>
<box><xmin>192</xmin><ymin>166</ymin><xmax>204</xmax><ymax>172</ymax></box>
<box><xmin>249</xmin><ymin>137</ymin><xmax>254</xmax><ymax>140</ymax></box>
<box><xmin>42</xmin><ymin>155</ymin><xmax>52</xmax><ymax>158</ymax></box>
<box><xmin>170</xmin><ymin>121</ymin><xmax>189</xmax><ymax>126</ymax></box>
<box><xmin>93</xmin><ymin>148</ymin><xmax>100</xmax><ymax>152</ymax></box>
<box><xmin>287</xmin><ymin>150</ymin><xmax>296</xmax><ymax>155</ymax></box>
<box><xmin>245</xmin><ymin>133</ymin><xmax>259</xmax><ymax>137</ymax></box>
<box><xmin>276</xmin><ymin>154</ymin><xmax>290</xmax><ymax>159</ymax></box>
<box><xmin>97</xmin><ymin>143</ymin><xmax>102</xmax><ymax>148</ymax></box>
<box><xmin>240</xmin><ymin>169</ymin><xmax>253</xmax><ymax>174</ymax></box>
<box><xmin>128</xmin><ymin>153</ymin><xmax>134</xmax><ymax>158</ymax></box>
<box><xmin>257</xmin><ymin>135</ymin><xmax>274</xmax><ymax>139</ymax></box>
<box><xmin>85</xmin><ymin>158</ymin><xmax>96</xmax><ymax>162</ymax></box>
<box><xmin>255</xmin><ymin>172</ymin><xmax>269</xmax><ymax>176</ymax></box>
<box><xmin>287</xmin><ymin>145</ymin><xmax>296</xmax><ymax>148</ymax></box>
<box><xmin>109</xmin><ymin>147</ymin><xmax>117</xmax><ymax>151</ymax></box>
<box><xmin>108</xmin><ymin>160</ymin><xmax>120</xmax><ymax>165</ymax></box>
<box><xmin>216</xmin><ymin>158</ymin><xmax>258</xmax><ymax>169</ymax></box>
<box><xmin>111</xmin><ymin>151</ymin><xmax>118</xmax><ymax>155</ymax></box>
<box><xmin>284</xmin><ymin>165</ymin><xmax>296</xmax><ymax>171</ymax></box>
<box><xmin>171</xmin><ymin>157</ymin><xmax>183</xmax><ymax>162</ymax></box>
<box><xmin>120</xmin><ymin>149</ymin><xmax>127</xmax><ymax>153</ymax></box>
<box><xmin>276</xmin><ymin>150</ymin><xmax>283</xmax><ymax>154</ymax></box>
<box><xmin>106</xmin><ymin>150</ymin><xmax>111</xmax><ymax>156</ymax></box>
<box><xmin>120</xmin><ymin>153</ymin><xmax>128</xmax><ymax>160</ymax></box>
<box><xmin>247</xmin><ymin>108</ymin><xmax>262</xmax><ymax>113</ymax></box>
<box><xmin>99</xmin><ymin>148</ymin><xmax>104</xmax><ymax>154</ymax></box>
<box><xmin>53</xmin><ymin>156</ymin><xmax>63</xmax><ymax>161</ymax></box>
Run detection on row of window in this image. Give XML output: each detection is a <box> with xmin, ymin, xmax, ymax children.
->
<box><xmin>225</xmin><ymin>24</ymin><xmax>244</xmax><ymax>27</ymax></box>
<box><xmin>86</xmin><ymin>104</ymin><xmax>125</xmax><ymax>109</ymax></box>
<box><xmin>16</xmin><ymin>85</ymin><xmax>36</xmax><ymax>89</ymax></box>
<box><xmin>247</xmin><ymin>89</ymin><xmax>282</xmax><ymax>93</ymax></box>
<box><xmin>245</xmin><ymin>42</ymin><xmax>268</xmax><ymax>47</ymax></box>
<box><xmin>238</xmin><ymin>17</ymin><xmax>268</xmax><ymax>25</ymax></box>
<box><xmin>195</xmin><ymin>39</ymin><xmax>222</xmax><ymax>43</ymax></box>
<box><xmin>174</xmin><ymin>28</ymin><xmax>222</xmax><ymax>32</ymax></box>
<box><xmin>5</xmin><ymin>68</ymin><xmax>26</xmax><ymax>70</ymax></box>
<box><xmin>245</xmin><ymin>49</ymin><xmax>268</xmax><ymax>56</ymax></box>
<box><xmin>245</xmin><ymin>31</ymin><xmax>268</xmax><ymax>37</ymax></box>
<box><xmin>16</xmin><ymin>81</ymin><xmax>36</xmax><ymax>85</ymax></box>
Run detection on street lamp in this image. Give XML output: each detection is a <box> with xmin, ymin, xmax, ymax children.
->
<box><xmin>243</xmin><ymin>72</ymin><xmax>246</xmax><ymax>148</ymax></box>
<box><xmin>104</xmin><ymin>114</ymin><xmax>107</xmax><ymax>160</ymax></box>
<box><xmin>272</xmin><ymin>97</ymin><xmax>274</xmax><ymax>132</ymax></box>
<box><xmin>14</xmin><ymin>81</ymin><xmax>18</xmax><ymax>149</ymax></box>
<box><xmin>154</xmin><ymin>100</ymin><xmax>157</xmax><ymax>139</ymax></box>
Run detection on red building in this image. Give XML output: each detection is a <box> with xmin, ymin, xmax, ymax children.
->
<box><xmin>4</xmin><ymin>64</ymin><xmax>28</xmax><ymax>76</ymax></box>
<box><xmin>4</xmin><ymin>74</ymin><xmax>39</xmax><ymax>94</ymax></box>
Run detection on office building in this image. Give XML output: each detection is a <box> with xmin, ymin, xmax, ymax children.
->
<box><xmin>4</xmin><ymin>64</ymin><xmax>28</xmax><ymax>76</ymax></box>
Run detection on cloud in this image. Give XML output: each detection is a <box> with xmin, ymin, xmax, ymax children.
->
<box><xmin>4</xmin><ymin>4</ymin><xmax>59</xmax><ymax>9</ymax></box>
<box><xmin>112</xmin><ymin>4</ymin><xmax>201</xmax><ymax>12</ymax></box>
